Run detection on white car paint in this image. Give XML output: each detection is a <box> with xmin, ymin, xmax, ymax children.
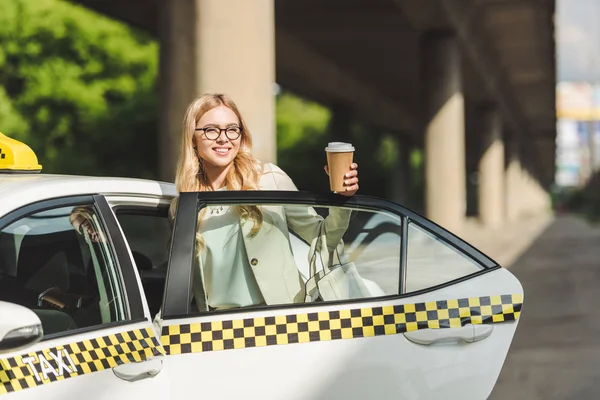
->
<box><xmin>0</xmin><ymin>321</ymin><xmax>171</xmax><ymax>400</ymax></box>
<box><xmin>0</xmin><ymin>302</ymin><xmax>43</xmax><ymax>350</ymax></box>
<box><xmin>0</xmin><ymin>174</ymin><xmax>176</xmax><ymax>217</ymax></box>
<box><xmin>0</xmin><ymin>174</ymin><xmax>175</xmax><ymax>399</ymax></box>
<box><xmin>0</xmin><ymin>172</ymin><xmax>523</xmax><ymax>399</ymax></box>
<box><xmin>163</xmin><ymin>268</ymin><xmax>522</xmax><ymax>400</ymax></box>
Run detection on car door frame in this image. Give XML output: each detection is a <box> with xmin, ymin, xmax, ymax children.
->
<box><xmin>108</xmin><ymin>197</ymin><xmax>173</xmax><ymax>318</ymax></box>
<box><xmin>0</xmin><ymin>194</ymin><xmax>145</xmax><ymax>324</ymax></box>
<box><xmin>0</xmin><ymin>194</ymin><xmax>165</xmax><ymax>398</ymax></box>
<box><xmin>158</xmin><ymin>190</ymin><xmax>523</xmax><ymax>400</ymax></box>
<box><xmin>161</xmin><ymin>190</ymin><xmax>500</xmax><ymax>318</ymax></box>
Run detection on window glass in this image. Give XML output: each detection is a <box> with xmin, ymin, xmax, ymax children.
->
<box><xmin>406</xmin><ymin>222</ymin><xmax>483</xmax><ymax>293</ymax></box>
<box><xmin>116</xmin><ymin>211</ymin><xmax>171</xmax><ymax>316</ymax></box>
<box><xmin>0</xmin><ymin>205</ymin><xmax>126</xmax><ymax>336</ymax></box>
<box><xmin>116</xmin><ymin>212</ymin><xmax>171</xmax><ymax>270</ymax></box>
<box><xmin>188</xmin><ymin>203</ymin><xmax>401</xmax><ymax>313</ymax></box>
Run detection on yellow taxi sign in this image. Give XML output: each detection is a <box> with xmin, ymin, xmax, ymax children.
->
<box><xmin>0</xmin><ymin>132</ymin><xmax>42</xmax><ymax>173</ymax></box>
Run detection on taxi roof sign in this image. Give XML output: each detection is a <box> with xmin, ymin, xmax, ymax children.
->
<box><xmin>0</xmin><ymin>132</ymin><xmax>42</xmax><ymax>173</ymax></box>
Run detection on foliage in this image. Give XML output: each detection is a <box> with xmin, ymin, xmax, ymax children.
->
<box><xmin>275</xmin><ymin>91</ymin><xmax>331</xmax><ymax>192</ymax></box>
<box><xmin>276</xmin><ymin>91</ymin><xmax>413</xmax><ymax>201</ymax></box>
<box><xmin>0</xmin><ymin>0</ymin><xmax>158</xmax><ymax>177</ymax></box>
<box><xmin>0</xmin><ymin>88</ymin><xmax>28</xmax><ymax>136</ymax></box>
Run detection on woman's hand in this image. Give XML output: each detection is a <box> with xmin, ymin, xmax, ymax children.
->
<box><xmin>70</xmin><ymin>214</ymin><xmax>101</xmax><ymax>243</ymax></box>
<box><xmin>324</xmin><ymin>163</ymin><xmax>359</xmax><ymax>196</ymax></box>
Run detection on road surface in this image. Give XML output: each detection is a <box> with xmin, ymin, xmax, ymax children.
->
<box><xmin>489</xmin><ymin>215</ymin><xmax>600</xmax><ymax>399</ymax></box>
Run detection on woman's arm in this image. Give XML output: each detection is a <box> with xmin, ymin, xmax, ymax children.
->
<box><xmin>264</xmin><ymin>164</ymin><xmax>351</xmax><ymax>253</ymax></box>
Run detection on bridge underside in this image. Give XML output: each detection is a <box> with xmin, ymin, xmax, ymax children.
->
<box><xmin>72</xmin><ymin>0</ymin><xmax>556</xmax><ymax>233</ymax></box>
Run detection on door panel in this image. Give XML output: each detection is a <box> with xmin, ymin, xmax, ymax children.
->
<box><xmin>161</xmin><ymin>268</ymin><xmax>521</xmax><ymax>399</ymax></box>
<box><xmin>0</xmin><ymin>196</ymin><xmax>168</xmax><ymax>398</ymax></box>
<box><xmin>0</xmin><ymin>322</ymin><xmax>167</xmax><ymax>399</ymax></box>
<box><xmin>161</xmin><ymin>191</ymin><xmax>524</xmax><ymax>399</ymax></box>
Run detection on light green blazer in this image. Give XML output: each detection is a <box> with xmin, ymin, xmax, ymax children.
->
<box><xmin>186</xmin><ymin>163</ymin><xmax>351</xmax><ymax>311</ymax></box>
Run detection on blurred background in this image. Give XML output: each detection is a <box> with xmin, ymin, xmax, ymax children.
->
<box><xmin>0</xmin><ymin>0</ymin><xmax>557</xmax><ymax>230</ymax></box>
<box><xmin>1</xmin><ymin>0</ymin><xmax>600</xmax><ymax>397</ymax></box>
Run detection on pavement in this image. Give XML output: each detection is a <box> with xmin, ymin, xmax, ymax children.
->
<box><xmin>336</xmin><ymin>210</ymin><xmax>598</xmax><ymax>399</ymax></box>
<box><xmin>459</xmin><ymin>212</ymin><xmax>555</xmax><ymax>269</ymax></box>
<box><xmin>465</xmin><ymin>214</ymin><xmax>600</xmax><ymax>399</ymax></box>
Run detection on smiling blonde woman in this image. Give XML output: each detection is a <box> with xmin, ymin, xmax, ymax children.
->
<box><xmin>171</xmin><ymin>93</ymin><xmax>360</xmax><ymax>312</ymax></box>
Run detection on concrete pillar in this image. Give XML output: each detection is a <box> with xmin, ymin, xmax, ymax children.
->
<box><xmin>521</xmin><ymin>170</ymin><xmax>531</xmax><ymax>216</ymax></box>
<box><xmin>391</xmin><ymin>137</ymin><xmax>411</xmax><ymax>207</ymax></box>
<box><xmin>158</xmin><ymin>0</ymin><xmax>276</xmax><ymax>182</ymax></box>
<box><xmin>541</xmin><ymin>136</ymin><xmax>555</xmax><ymax>189</ymax></box>
<box><xmin>478</xmin><ymin>107</ymin><xmax>504</xmax><ymax>228</ymax></box>
<box><xmin>421</xmin><ymin>31</ymin><xmax>466</xmax><ymax>233</ymax></box>
<box><xmin>465</xmin><ymin>100</ymin><xmax>480</xmax><ymax>217</ymax></box>
<box><xmin>520</xmin><ymin>149</ymin><xmax>535</xmax><ymax>217</ymax></box>
<box><xmin>505</xmin><ymin>135</ymin><xmax>522</xmax><ymax>222</ymax></box>
<box><xmin>518</xmin><ymin>145</ymin><xmax>550</xmax><ymax>217</ymax></box>
<box><xmin>158</xmin><ymin>0</ymin><xmax>196</xmax><ymax>182</ymax></box>
<box><xmin>588</xmin><ymin>120</ymin><xmax>597</xmax><ymax>175</ymax></box>
<box><xmin>530</xmin><ymin>139</ymin><xmax>553</xmax><ymax>212</ymax></box>
<box><xmin>196</xmin><ymin>0</ymin><xmax>276</xmax><ymax>165</ymax></box>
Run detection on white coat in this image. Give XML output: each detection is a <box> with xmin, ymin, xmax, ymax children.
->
<box><xmin>188</xmin><ymin>163</ymin><xmax>351</xmax><ymax>311</ymax></box>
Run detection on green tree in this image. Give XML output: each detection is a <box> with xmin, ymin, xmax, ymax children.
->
<box><xmin>0</xmin><ymin>0</ymin><xmax>158</xmax><ymax>177</ymax></box>
<box><xmin>275</xmin><ymin>91</ymin><xmax>411</xmax><ymax>201</ymax></box>
<box><xmin>276</xmin><ymin>91</ymin><xmax>331</xmax><ymax>192</ymax></box>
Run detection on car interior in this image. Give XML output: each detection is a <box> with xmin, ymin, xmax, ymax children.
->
<box><xmin>115</xmin><ymin>204</ymin><xmax>318</xmax><ymax>316</ymax></box>
<box><xmin>0</xmin><ymin>212</ymin><xmax>111</xmax><ymax>336</ymax></box>
<box><xmin>0</xmin><ymin>202</ymin><xmax>398</xmax><ymax>337</ymax></box>
<box><xmin>0</xmin><ymin>204</ymin><xmax>173</xmax><ymax>338</ymax></box>
<box><xmin>114</xmin><ymin>206</ymin><xmax>172</xmax><ymax>318</ymax></box>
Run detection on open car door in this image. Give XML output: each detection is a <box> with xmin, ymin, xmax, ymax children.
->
<box><xmin>159</xmin><ymin>191</ymin><xmax>523</xmax><ymax>400</ymax></box>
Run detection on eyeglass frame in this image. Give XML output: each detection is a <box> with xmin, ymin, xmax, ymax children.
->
<box><xmin>194</xmin><ymin>125</ymin><xmax>242</xmax><ymax>141</ymax></box>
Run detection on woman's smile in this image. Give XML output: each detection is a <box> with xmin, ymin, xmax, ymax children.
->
<box><xmin>194</xmin><ymin>105</ymin><xmax>242</xmax><ymax>174</ymax></box>
<box><xmin>213</xmin><ymin>146</ymin><xmax>232</xmax><ymax>156</ymax></box>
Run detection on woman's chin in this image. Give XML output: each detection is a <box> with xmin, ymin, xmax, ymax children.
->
<box><xmin>204</xmin><ymin>157</ymin><xmax>235</xmax><ymax>169</ymax></box>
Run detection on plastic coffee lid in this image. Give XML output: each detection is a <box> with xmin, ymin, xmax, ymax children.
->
<box><xmin>325</xmin><ymin>142</ymin><xmax>355</xmax><ymax>152</ymax></box>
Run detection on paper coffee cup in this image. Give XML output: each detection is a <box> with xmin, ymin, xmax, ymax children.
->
<box><xmin>325</xmin><ymin>142</ymin><xmax>355</xmax><ymax>192</ymax></box>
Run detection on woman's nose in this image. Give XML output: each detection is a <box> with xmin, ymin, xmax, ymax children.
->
<box><xmin>216</xmin><ymin>132</ymin><xmax>229</xmax><ymax>144</ymax></box>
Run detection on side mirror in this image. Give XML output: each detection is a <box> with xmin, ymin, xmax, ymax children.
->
<box><xmin>0</xmin><ymin>301</ymin><xmax>43</xmax><ymax>354</ymax></box>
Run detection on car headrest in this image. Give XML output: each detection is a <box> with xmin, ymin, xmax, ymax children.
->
<box><xmin>132</xmin><ymin>251</ymin><xmax>153</xmax><ymax>271</ymax></box>
<box><xmin>16</xmin><ymin>229</ymin><xmax>84</xmax><ymax>289</ymax></box>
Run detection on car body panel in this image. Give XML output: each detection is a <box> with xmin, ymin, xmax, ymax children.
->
<box><xmin>0</xmin><ymin>174</ymin><xmax>524</xmax><ymax>399</ymax></box>
<box><xmin>0</xmin><ymin>174</ymin><xmax>176</xmax><ymax>217</ymax></box>
<box><xmin>159</xmin><ymin>191</ymin><xmax>523</xmax><ymax>400</ymax></box>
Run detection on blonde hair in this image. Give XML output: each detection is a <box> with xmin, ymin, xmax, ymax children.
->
<box><xmin>172</xmin><ymin>93</ymin><xmax>263</xmax><ymax>249</ymax></box>
<box><xmin>69</xmin><ymin>206</ymin><xmax>94</xmax><ymax>226</ymax></box>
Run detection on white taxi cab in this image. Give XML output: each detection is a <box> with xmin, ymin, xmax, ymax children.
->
<box><xmin>0</xmin><ymin>132</ymin><xmax>523</xmax><ymax>399</ymax></box>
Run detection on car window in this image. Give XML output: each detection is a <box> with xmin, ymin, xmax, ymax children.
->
<box><xmin>405</xmin><ymin>222</ymin><xmax>484</xmax><ymax>293</ymax></box>
<box><xmin>115</xmin><ymin>210</ymin><xmax>171</xmax><ymax>317</ymax></box>
<box><xmin>184</xmin><ymin>203</ymin><xmax>401</xmax><ymax>313</ymax></box>
<box><xmin>0</xmin><ymin>204</ymin><xmax>127</xmax><ymax>336</ymax></box>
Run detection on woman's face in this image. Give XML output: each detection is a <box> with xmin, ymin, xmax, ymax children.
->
<box><xmin>194</xmin><ymin>105</ymin><xmax>242</xmax><ymax>170</ymax></box>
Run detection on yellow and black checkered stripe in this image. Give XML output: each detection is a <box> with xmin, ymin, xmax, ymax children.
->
<box><xmin>0</xmin><ymin>327</ymin><xmax>163</xmax><ymax>395</ymax></box>
<box><xmin>161</xmin><ymin>294</ymin><xmax>523</xmax><ymax>355</ymax></box>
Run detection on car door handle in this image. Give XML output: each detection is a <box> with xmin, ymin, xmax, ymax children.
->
<box><xmin>113</xmin><ymin>357</ymin><xmax>163</xmax><ymax>382</ymax></box>
<box><xmin>403</xmin><ymin>324</ymin><xmax>493</xmax><ymax>345</ymax></box>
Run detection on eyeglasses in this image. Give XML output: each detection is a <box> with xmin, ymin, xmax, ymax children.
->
<box><xmin>195</xmin><ymin>126</ymin><xmax>242</xmax><ymax>141</ymax></box>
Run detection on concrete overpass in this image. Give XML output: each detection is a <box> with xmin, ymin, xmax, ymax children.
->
<box><xmin>71</xmin><ymin>0</ymin><xmax>557</xmax><ymax>234</ymax></box>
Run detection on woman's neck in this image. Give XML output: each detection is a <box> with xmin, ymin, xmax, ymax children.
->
<box><xmin>204</xmin><ymin>163</ymin><xmax>232</xmax><ymax>191</ymax></box>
